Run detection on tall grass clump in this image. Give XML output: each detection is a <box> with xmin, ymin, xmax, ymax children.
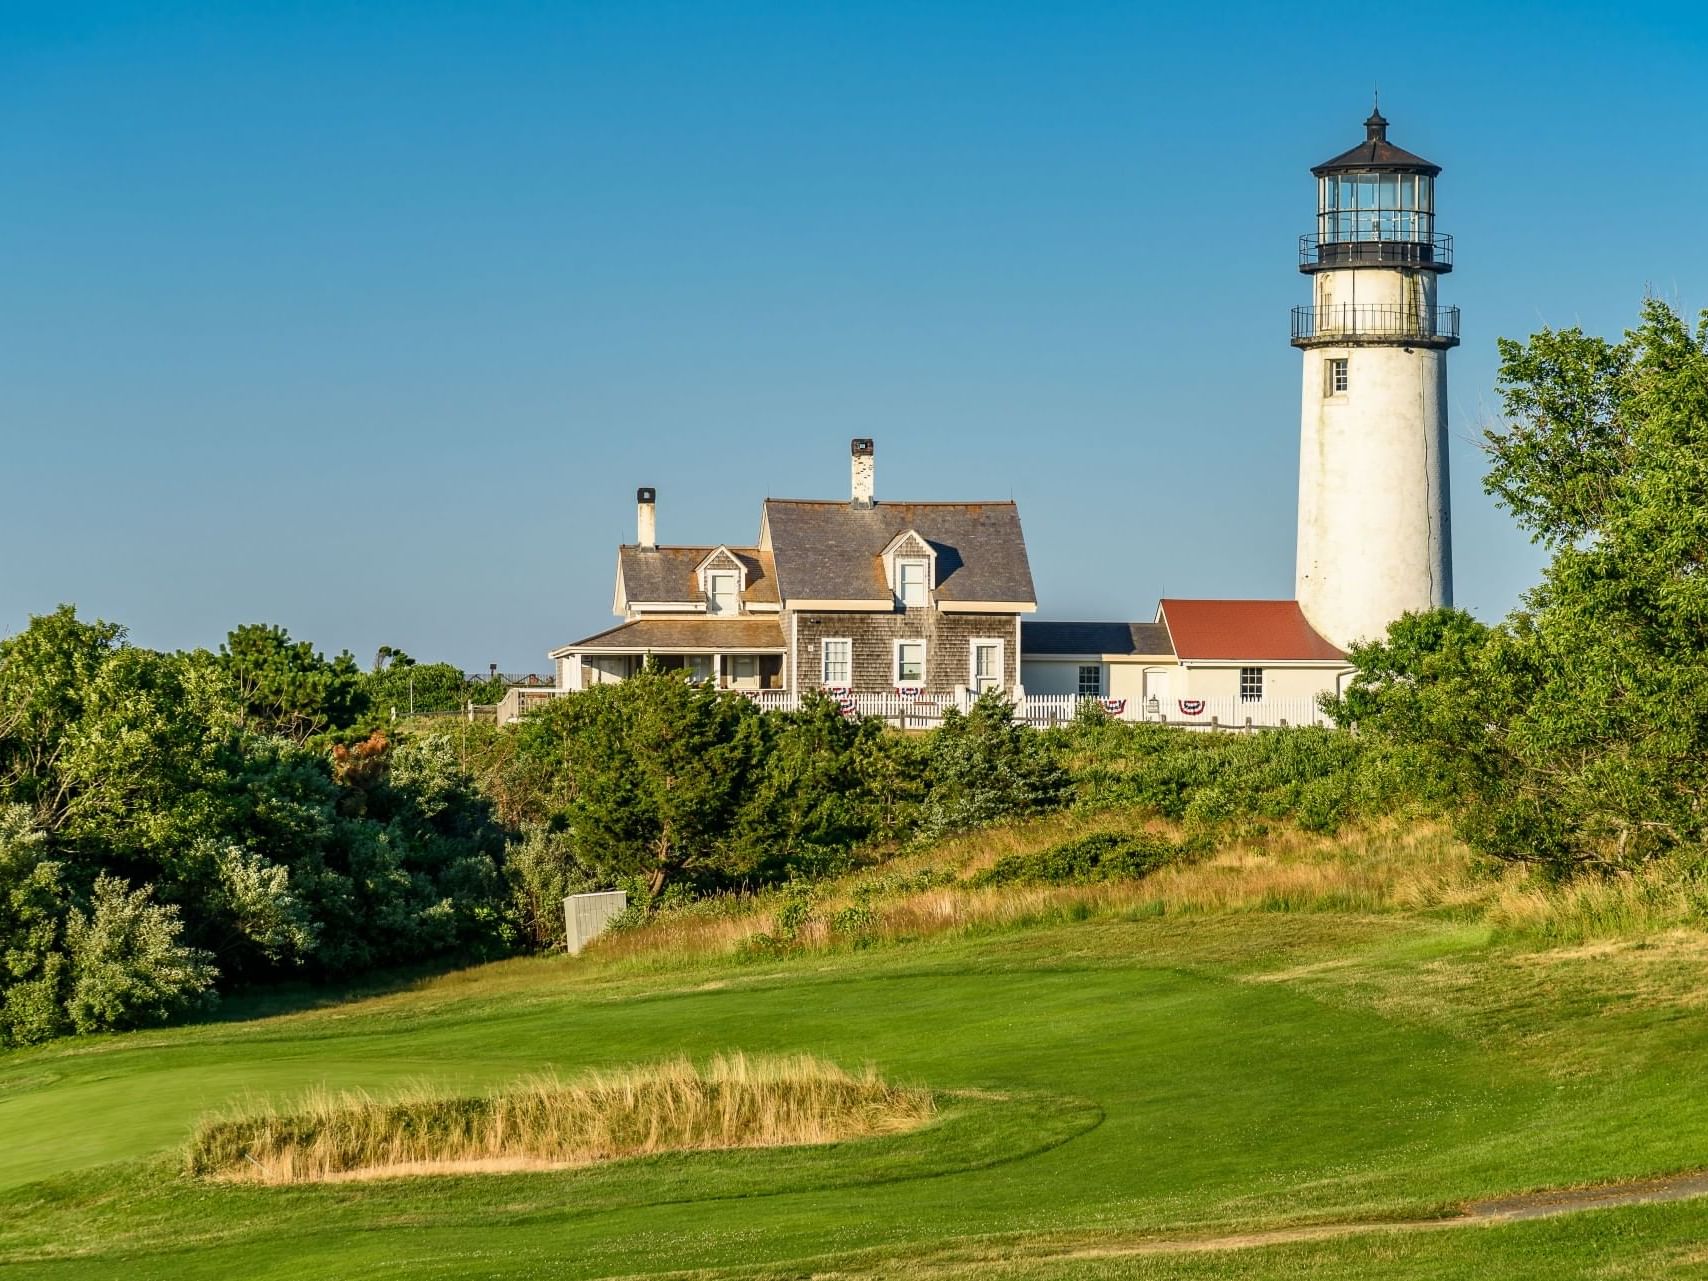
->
<box><xmin>185</xmin><ymin>1053</ymin><xmax>935</xmax><ymax>1184</ymax></box>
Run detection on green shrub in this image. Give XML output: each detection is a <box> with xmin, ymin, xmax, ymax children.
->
<box><xmin>63</xmin><ymin>876</ymin><xmax>217</xmax><ymax>1034</ymax></box>
<box><xmin>974</xmin><ymin>831</ymin><xmax>1196</xmax><ymax>887</ymax></box>
<box><xmin>918</xmin><ymin>691</ymin><xmax>1069</xmax><ymax>839</ymax></box>
<box><xmin>1059</xmin><ymin>720</ymin><xmax>1414</xmax><ymax>833</ymax></box>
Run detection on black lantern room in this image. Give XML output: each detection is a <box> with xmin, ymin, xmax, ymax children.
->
<box><xmin>1301</xmin><ymin>109</ymin><xmax>1451</xmax><ymax>272</ymax></box>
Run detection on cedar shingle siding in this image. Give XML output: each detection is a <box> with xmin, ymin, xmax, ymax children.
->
<box><xmin>792</xmin><ymin>609</ymin><xmax>1018</xmax><ymax>694</ymax></box>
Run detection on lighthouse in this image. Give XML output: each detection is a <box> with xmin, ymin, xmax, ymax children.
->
<box><xmin>1293</xmin><ymin>107</ymin><xmax>1455</xmax><ymax>649</ymax></box>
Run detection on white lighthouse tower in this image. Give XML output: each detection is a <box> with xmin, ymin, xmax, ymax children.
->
<box><xmin>1293</xmin><ymin>107</ymin><xmax>1455</xmax><ymax>649</ymax></box>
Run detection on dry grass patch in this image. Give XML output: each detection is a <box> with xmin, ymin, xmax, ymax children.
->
<box><xmin>186</xmin><ymin>1053</ymin><xmax>935</xmax><ymax>1184</ymax></box>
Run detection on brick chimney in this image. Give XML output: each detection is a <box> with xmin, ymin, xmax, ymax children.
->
<box><xmin>851</xmin><ymin>438</ymin><xmax>875</xmax><ymax>508</ymax></box>
<box><xmin>636</xmin><ymin>486</ymin><xmax>657</xmax><ymax>549</ymax></box>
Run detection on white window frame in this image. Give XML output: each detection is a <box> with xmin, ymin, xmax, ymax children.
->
<box><xmin>969</xmin><ymin>638</ymin><xmax>1005</xmax><ymax>693</ymax></box>
<box><xmin>821</xmin><ymin>638</ymin><xmax>852</xmax><ymax>687</ymax></box>
<box><xmin>1325</xmin><ymin>357</ymin><xmax>1349</xmax><ymax>395</ymax></box>
<box><xmin>893</xmin><ymin>638</ymin><xmax>927</xmax><ymax>687</ymax></box>
<box><xmin>1077</xmin><ymin>664</ymin><xmax>1103</xmax><ymax>697</ymax></box>
<box><xmin>897</xmin><ymin>558</ymin><xmax>929</xmax><ymax>608</ymax></box>
<box><xmin>1240</xmin><ymin>667</ymin><xmax>1264</xmax><ymax>702</ymax></box>
<box><xmin>707</xmin><ymin>570</ymin><xmax>740</xmax><ymax>616</ymax></box>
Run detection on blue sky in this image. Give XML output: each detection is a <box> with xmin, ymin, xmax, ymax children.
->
<box><xmin>3</xmin><ymin>1</ymin><xmax>1705</xmax><ymax>670</ymax></box>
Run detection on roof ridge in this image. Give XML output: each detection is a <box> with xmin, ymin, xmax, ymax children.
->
<box><xmin>764</xmin><ymin>497</ymin><xmax>1018</xmax><ymax>507</ymax></box>
<box><xmin>621</xmin><ymin>543</ymin><xmax>762</xmax><ymax>552</ymax></box>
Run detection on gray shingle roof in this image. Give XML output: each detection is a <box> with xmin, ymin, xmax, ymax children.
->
<box><xmin>618</xmin><ymin>546</ymin><xmax>778</xmax><ymax>605</ymax></box>
<box><xmin>556</xmin><ymin>617</ymin><xmax>786</xmax><ymax>653</ymax></box>
<box><xmin>763</xmin><ymin>500</ymin><xmax>1035</xmax><ymax>604</ymax></box>
<box><xmin>1022</xmin><ymin>621</ymin><xmax>1175</xmax><ymax>657</ymax></box>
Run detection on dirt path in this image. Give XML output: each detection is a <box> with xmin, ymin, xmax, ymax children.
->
<box><xmin>814</xmin><ymin>1169</ymin><xmax>1708</xmax><ymax>1276</ymax></box>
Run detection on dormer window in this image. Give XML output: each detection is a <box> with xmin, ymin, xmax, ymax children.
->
<box><xmin>898</xmin><ymin>559</ymin><xmax>928</xmax><ymax>608</ymax></box>
<box><xmin>708</xmin><ymin>571</ymin><xmax>739</xmax><ymax>616</ymax></box>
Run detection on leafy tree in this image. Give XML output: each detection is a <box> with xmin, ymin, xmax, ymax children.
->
<box><xmin>505</xmin><ymin>824</ymin><xmax>599</xmax><ymax>949</ymax></box>
<box><xmin>63</xmin><ymin>876</ymin><xmax>216</xmax><ymax>1034</ymax></box>
<box><xmin>364</xmin><ymin>657</ymin><xmax>475</xmax><ymax>718</ymax></box>
<box><xmin>0</xmin><ymin>806</ymin><xmax>70</xmax><ymax>1044</ymax></box>
<box><xmin>547</xmin><ymin>667</ymin><xmax>766</xmax><ymax>895</ymax></box>
<box><xmin>219</xmin><ymin>624</ymin><xmax>367</xmax><ymax>744</ymax></box>
<box><xmin>0</xmin><ymin>606</ymin><xmax>127</xmax><ymax>825</ymax></box>
<box><xmin>919</xmin><ymin>690</ymin><xmax>1068</xmax><ymax>838</ymax></box>
<box><xmin>730</xmin><ymin>694</ymin><xmax>887</xmax><ymax>878</ymax></box>
<box><xmin>1337</xmin><ymin>300</ymin><xmax>1708</xmax><ymax>872</ymax></box>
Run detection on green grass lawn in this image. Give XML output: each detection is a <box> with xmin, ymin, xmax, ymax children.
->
<box><xmin>2</xmin><ymin>904</ymin><xmax>1706</xmax><ymax>1278</ymax></box>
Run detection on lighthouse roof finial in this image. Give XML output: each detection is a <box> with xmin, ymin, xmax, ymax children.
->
<box><xmin>1312</xmin><ymin>100</ymin><xmax>1438</xmax><ymax>177</ymax></box>
<box><xmin>1365</xmin><ymin>92</ymin><xmax>1389</xmax><ymax>142</ymax></box>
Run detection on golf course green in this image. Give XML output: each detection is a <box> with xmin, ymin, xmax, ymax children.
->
<box><xmin>1</xmin><ymin>900</ymin><xmax>1706</xmax><ymax>1278</ymax></box>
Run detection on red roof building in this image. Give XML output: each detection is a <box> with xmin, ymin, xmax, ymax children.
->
<box><xmin>1156</xmin><ymin>599</ymin><xmax>1344</xmax><ymax>663</ymax></box>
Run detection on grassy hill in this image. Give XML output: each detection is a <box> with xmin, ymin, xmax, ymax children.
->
<box><xmin>2</xmin><ymin>818</ymin><xmax>1706</xmax><ymax>1279</ymax></box>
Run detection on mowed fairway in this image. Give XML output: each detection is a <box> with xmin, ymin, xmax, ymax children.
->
<box><xmin>2</xmin><ymin>913</ymin><xmax>1707</xmax><ymax>1279</ymax></box>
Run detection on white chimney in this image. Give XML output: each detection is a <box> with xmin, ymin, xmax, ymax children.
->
<box><xmin>851</xmin><ymin>438</ymin><xmax>875</xmax><ymax>508</ymax></box>
<box><xmin>636</xmin><ymin>486</ymin><xmax>657</xmax><ymax>549</ymax></box>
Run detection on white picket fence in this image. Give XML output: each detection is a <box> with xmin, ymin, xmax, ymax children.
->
<box><xmin>505</xmin><ymin>686</ymin><xmax>1329</xmax><ymax>731</ymax></box>
<box><xmin>736</xmin><ymin>689</ymin><xmax>1330</xmax><ymax>731</ymax></box>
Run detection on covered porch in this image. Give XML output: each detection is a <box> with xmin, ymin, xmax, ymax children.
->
<box><xmin>551</xmin><ymin>617</ymin><xmax>788</xmax><ymax>692</ymax></box>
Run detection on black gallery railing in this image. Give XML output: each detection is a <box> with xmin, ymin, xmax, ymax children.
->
<box><xmin>1299</xmin><ymin>232</ymin><xmax>1453</xmax><ymax>269</ymax></box>
<box><xmin>1291</xmin><ymin>304</ymin><xmax>1460</xmax><ymax>343</ymax></box>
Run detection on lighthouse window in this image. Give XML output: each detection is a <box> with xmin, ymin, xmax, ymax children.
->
<box><xmin>1240</xmin><ymin>668</ymin><xmax>1264</xmax><ymax>702</ymax></box>
<box><xmin>1319</xmin><ymin>172</ymin><xmax>1434</xmax><ymax>244</ymax></box>
<box><xmin>1326</xmin><ymin>358</ymin><xmax>1350</xmax><ymax>394</ymax></box>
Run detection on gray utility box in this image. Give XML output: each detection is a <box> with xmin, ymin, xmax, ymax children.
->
<box><xmin>563</xmin><ymin>890</ymin><xmax>628</xmax><ymax>955</ymax></box>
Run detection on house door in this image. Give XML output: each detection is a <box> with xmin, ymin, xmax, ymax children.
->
<box><xmin>1143</xmin><ymin>668</ymin><xmax>1171</xmax><ymax>716</ymax></box>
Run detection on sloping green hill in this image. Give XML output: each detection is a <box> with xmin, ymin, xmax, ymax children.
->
<box><xmin>2</xmin><ymin>828</ymin><xmax>1707</xmax><ymax>1279</ymax></box>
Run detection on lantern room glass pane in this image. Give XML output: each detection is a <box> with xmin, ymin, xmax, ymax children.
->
<box><xmin>1318</xmin><ymin>170</ymin><xmax>1435</xmax><ymax>244</ymax></box>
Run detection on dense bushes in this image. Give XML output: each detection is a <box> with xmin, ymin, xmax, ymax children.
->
<box><xmin>1057</xmin><ymin>715</ymin><xmax>1417</xmax><ymax>833</ymax></box>
<box><xmin>0</xmin><ymin>608</ymin><xmax>512</xmax><ymax>1045</ymax></box>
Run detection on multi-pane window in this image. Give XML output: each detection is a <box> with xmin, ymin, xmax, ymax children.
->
<box><xmin>972</xmin><ymin>641</ymin><xmax>1003</xmax><ymax>693</ymax></box>
<box><xmin>1239</xmin><ymin>667</ymin><xmax>1264</xmax><ymax>702</ymax></box>
<box><xmin>1077</xmin><ymin>664</ymin><xmax>1103</xmax><ymax>697</ymax></box>
<box><xmin>1318</xmin><ymin>172</ymin><xmax>1434</xmax><ymax>243</ymax></box>
<box><xmin>895</xmin><ymin>640</ymin><xmax>926</xmax><ymax>685</ymax></box>
<box><xmin>898</xmin><ymin>559</ymin><xmax>928</xmax><ymax>608</ymax></box>
<box><xmin>707</xmin><ymin>571</ymin><xmax>739</xmax><ymax>615</ymax></box>
<box><xmin>1326</xmin><ymin>358</ymin><xmax>1349</xmax><ymax>394</ymax></box>
<box><xmin>686</xmin><ymin>655</ymin><xmax>713</xmax><ymax>683</ymax></box>
<box><xmin>821</xmin><ymin>638</ymin><xmax>852</xmax><ymax>686</ymax></box>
